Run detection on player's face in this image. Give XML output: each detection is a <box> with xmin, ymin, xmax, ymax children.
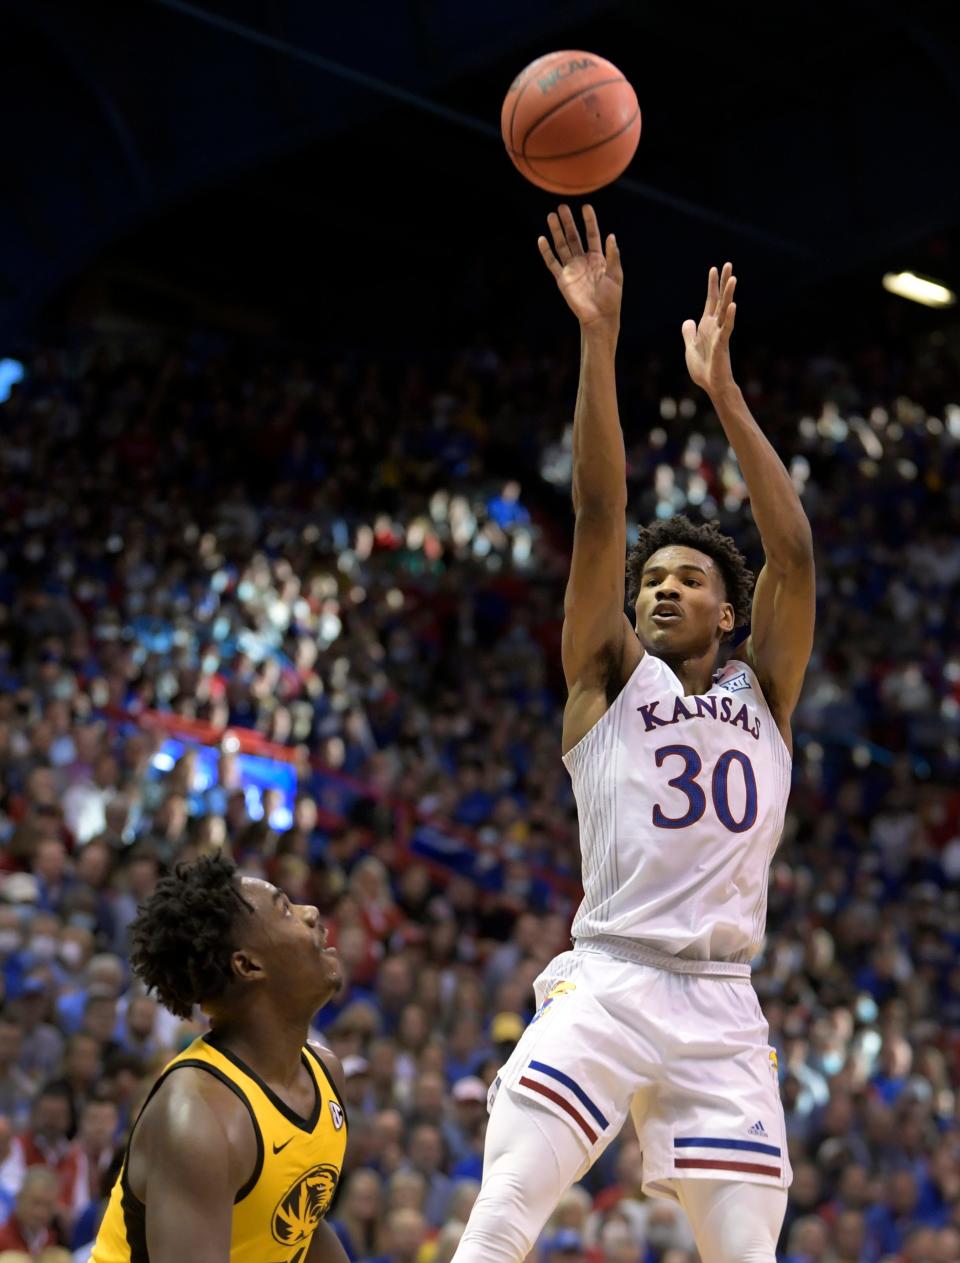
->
<box><xmin>237</xmin><ymin>878</ymin><xmax>342</xmax><ymax>1010</ymax></box>
<box><xmin>634</xmin><ymin>545</ymin><xmax>734</xmax><ymax>657</ymax></box>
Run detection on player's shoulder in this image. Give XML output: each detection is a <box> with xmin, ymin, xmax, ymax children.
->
<box><xmin>129</xmin><ymin>1060</ymin><xmax>257</xmax><ymax>1202</ymax></box>
<box><xmin>713</xmin><ymin>657</ymin><xmax>758</xmax><ymax>695</ymax></box>
<box><xmin>727</xmin><ymin>651</ymin><xmax>794</xmax><ymax>754</ymax></box>
<box><xmin>144</xmin><ymin>1058</ymin><xmax>253</xmax><ymax>1146</ymax></box>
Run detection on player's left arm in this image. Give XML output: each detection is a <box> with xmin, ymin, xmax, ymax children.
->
<box><xmin>307</xmin><ymin>1220</ymin><xmax>352</xmax><ymax>1263</ymax></box>
<box><xmin>683</xmin><ymin>264</ymin><xmax>815</xmax><ymax>734</ymax></box>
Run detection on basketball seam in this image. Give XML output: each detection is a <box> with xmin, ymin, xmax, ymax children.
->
<box><xmin>518</xmin><ymin>76</ymin><xmax>628</xmax><ymax>156</ymax></box>
<box><xmin>513</xmin><ymin>106</ymin><xmax>640</xmax><ymax>163</ymax></box>
<box><xmin>507</xmin><ymin>69</ymin><xmax>529</xmax><ymax>156</ymax></box>
<box><xmin>515</xmin><ymin>110</ymin><xmax>641</xmax><ymax>192</ymax></box>
<box><xmin>506</xmin><ymin>53</ymin><xmax>595</xmax><ymax>154</ymax></box>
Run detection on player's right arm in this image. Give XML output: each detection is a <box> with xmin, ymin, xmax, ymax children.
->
<box><xmin>133</xmin><ymin>1073</ymin><xmax>256</xmax><ymax>1263</ymax></box>
<box><xmin>539</xmin><ymin>205</ymin><xmax>640</xmax><ymax>751</ymax></box>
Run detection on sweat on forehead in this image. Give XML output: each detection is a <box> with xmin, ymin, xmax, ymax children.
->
<box><xmin>239</xmin><ymin>876</ymin><xmax>280</xmax><ymax>906</ymax></box>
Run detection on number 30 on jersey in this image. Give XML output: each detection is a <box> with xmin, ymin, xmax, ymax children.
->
<box><xmin>652</xmin><ymin>744</ymin><xmax>757</xmax><ymax>833</ymax></box>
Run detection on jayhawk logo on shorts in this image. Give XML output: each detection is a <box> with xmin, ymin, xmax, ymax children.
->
<box><xmin>272</xmin><ymin>1165</ymin><xmax>340</xmax><ymax>1246</ymax></box>
<box><xmin>532</xmin><ymin>980</ymin><xmax>577</xmax><ymax>1023</ymax></box>
<box><xmin>768</xmin><ymin>1049</ymin><xmax>779</xmax><ymax>1081</ymax></box>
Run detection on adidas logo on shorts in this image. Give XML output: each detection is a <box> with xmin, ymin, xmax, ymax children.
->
<box><xmin>747</xmin><ymin>1120</ymin><xmax>768</xmax><ymax>1138</ymax></box>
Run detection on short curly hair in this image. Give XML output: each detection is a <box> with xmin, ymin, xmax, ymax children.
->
<box><xmin>626</xmin><ymin>515</ymin><xmax>755</xmax><ymax>633</ymax></box>
<box><xmin>129</xmin><ymin>854</ymin><xmax>254</xmax><ymax>1020</ymax></box>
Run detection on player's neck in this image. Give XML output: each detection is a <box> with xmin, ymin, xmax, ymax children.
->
<box><xmin>654</xmin><ymin>648</ymin><xmax>718</xmax><ymax>696</ymax></box>
<box><xmin>210</xmin><ymin>1004</ymin><xmax>312</xmax><ymax>1088</ymax></box>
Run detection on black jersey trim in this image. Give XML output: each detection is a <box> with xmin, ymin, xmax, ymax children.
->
<box><xmin>120</xmin><ymin>1161</ymin><xmax>148</xmax><ymax>1263</ymax></box>
<box><xmin>304</xmin><ymin>1044</ymin><xmax>349</xmax><ymax>1126</ymax></box>
<box><xmin>121</xmin><ymin>1058</ymin><xmax>264</xmax><ymax>1212</ymax></box>
<box><xmin>203</xmin><ymin>1032</ymin><xmax>321</xmax><ymax>1133</ymax></box>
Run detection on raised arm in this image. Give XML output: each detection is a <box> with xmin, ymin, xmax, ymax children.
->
<box><xmin>539</xmin><ymin>206</ymin><xmax>640</xmax><ymax>748</ymax></box>
<box><xmin>682</xmin><ymin>264</ymin><xmax>815</xmax><ymax>743</ymax></box>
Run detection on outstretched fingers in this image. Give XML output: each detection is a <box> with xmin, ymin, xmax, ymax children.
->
<box><xmin>538</xmin><ymin>234</ymin><xmax>564</xmax><ymax>281</ymax></box>
<box><xmin>604</xmin><ymin>233</ymin><xmax>622</xmax><ymax>285</ymax></box>
<box><xmin>717</xmin><ymin>271</ymin><xmax>737</xmax><ymax>326</ymax></box>
<box><xmin>582</xmin><ymin>204</ymin><xmax>603</xmax><ymax>255</ymax></box>
<box><xmin>719</xmin><ymin>301</ymin><xmax>737</xmax><ymax>342</ymax></box>
<box><xmin>557</xmin><ymin>203</ymin><xmax>585</xmax><ymax>257</ymax></box>
<box><xmin>701</xmin><ymin>266</ymin><xmax>719</xmax><ymax>320</ymax></box>
<box><xmin>546</xmin><ymin>211</ymin><xmax>572</xmax><ymax>265</ymax></box>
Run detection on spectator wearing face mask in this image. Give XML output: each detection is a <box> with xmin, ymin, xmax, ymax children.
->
<box><xmin>22</xmin><ymin>921</ymin><xmax>61</xmax><ymax>976</ymax></box>
<box><xmin>49</xmin><ymin>934</ymin><xmax>92</xmax><ymax>1003</ymax></box>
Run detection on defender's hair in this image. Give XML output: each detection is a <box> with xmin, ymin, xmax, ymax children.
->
<box><xmin>129</xmin><ymin>854</ymin><xmax>253</xmax><ymax>1019</ymax></box>
<box><xmin>626</xmin><ymin>515</ymin><xmax>755</xmax><ymax>633</ymax></box>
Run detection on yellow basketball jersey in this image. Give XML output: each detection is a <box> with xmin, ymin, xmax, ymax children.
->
<box><xmin>92</xmin><ymin>1034</ymin><xmax>348</xmax><ymax>1263</ymax></box>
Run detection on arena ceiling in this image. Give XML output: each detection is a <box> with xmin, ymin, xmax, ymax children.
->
<box><xmin>3</xmin><ymin>0</ymin><xmax>960</xmax><ymax>350</ymax></box>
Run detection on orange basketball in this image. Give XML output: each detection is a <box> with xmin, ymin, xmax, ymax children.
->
<box><xmin>501</xmin><ymin>51</ymin><xmax>640</xmax><ymax>195</ymax></box>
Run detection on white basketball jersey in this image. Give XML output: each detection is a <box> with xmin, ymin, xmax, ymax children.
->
<box><xmin>563</xmin><ymin>653</ymin><xmax>791</xmax><ymax>965</ymax></box>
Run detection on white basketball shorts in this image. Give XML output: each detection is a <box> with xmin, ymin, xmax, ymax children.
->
<box><xmin>488</xmin><ymin>942</ymin><xmax>792</xmax><ymax>1203</ymax></box>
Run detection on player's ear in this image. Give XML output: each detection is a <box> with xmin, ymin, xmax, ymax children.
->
<box><xmin>718</xmin><ymin>602</ymin><xmax>735</xmax><ymax>637</ymax></box>
<box><xmin>231</xmin><ymin>949</ymin><xmax>265</xmax><ymax>984</ymax></box>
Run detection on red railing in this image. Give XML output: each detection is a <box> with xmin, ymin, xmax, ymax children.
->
<box><xmin>108</xmin><ymin>708</ymin><xmax>581</xmax><ymax>903</ymax></box>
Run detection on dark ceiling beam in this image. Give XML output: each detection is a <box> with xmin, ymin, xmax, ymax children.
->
<box><xmin>9</xmin><ymin>0</ymin><xmax>152</xmax><ymax>205</ymax></box>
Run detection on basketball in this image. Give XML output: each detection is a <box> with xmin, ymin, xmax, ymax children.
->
<box><xmin>501</xmin><ymin>51</ymin><xmax>640</xmax><ymax>195</ymax></box>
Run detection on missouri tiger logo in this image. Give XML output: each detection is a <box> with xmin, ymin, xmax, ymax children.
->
<box><xmin>272</xmin><ymin>1164</ymin><xmax>340</xmax><ymax>1246</ymax></box>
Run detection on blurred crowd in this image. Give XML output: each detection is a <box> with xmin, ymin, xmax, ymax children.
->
<box><xmin>0</xmin><ymin>322</ymin><xmax>958</xmax><ymax>1263</ymax></box>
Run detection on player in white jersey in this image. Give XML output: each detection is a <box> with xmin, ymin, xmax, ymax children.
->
<box><xmin>450</xmin><ymin>206</ymin><xmax>815</xmax><ymax>1263</ymax></box>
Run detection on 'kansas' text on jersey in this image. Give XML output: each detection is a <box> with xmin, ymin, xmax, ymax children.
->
<box><xmin>563</xmin><ymin>654</ymin><xmax>791</xmax><ymax>964</ymax></box>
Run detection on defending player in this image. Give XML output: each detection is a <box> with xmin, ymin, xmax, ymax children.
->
<box><xmin>451</xmin><ymin>207</ymin><xmax>815</xmax><ymax>1263</ymax></box>
<box><xmin>92</xmin><ymin>854</ymin><xmax>350</xmax><ymax>1263</ymax></box>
